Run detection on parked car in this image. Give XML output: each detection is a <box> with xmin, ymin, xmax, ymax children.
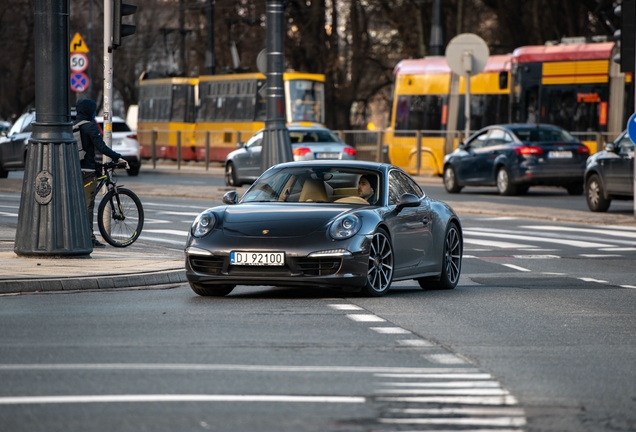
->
<box><xmin>442</xmin><ymin>124</ymin><xmax>590</xmax><ymax>196</ymax></box>
<box><xmin>0</xmin><ymin>110</ymin><xmax>140</xmax><ymax>178</ymax></box>
<box><xmin>224</xmin><ymin>124</ymin><xmax>357</xmax><ymax>186</ymax></box>
<box><xmin>187</xmin><ymin>160</ymin><xmax>463</xmax><ymax>297</ymax></box>
<box><xmin>584</xmin><ymin>130</ymin><xmax>634</xmax><ymax>212</ymax></box>
<box><xmin>0</xmin><ymin>110</ymin><xmax>35</xmax><ymax>178</ymax></box>
<box><xmin>95</xmin><ymin>116</ymin><xmax>141</xmax><ymax>176</ymax></box>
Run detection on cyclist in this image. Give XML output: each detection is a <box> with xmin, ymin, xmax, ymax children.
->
<box><xmin>75</xmin><ymin>98</ymin><xmax>128</xmax><ymax>248</ymax></box>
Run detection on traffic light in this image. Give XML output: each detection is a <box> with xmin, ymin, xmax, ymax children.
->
<box><xmin>112</xmin><ymin>0</ymin><xmax>137</xmax><ymax>50</ymax></box>
<box><xmin>614</xmin><ymin>0</ymin><xmax>635</xmax><ymax>73</ymax></box>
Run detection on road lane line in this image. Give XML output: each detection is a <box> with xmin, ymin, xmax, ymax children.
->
<box><xmin>376</xmin><ymin>395</ymin><xmax>519</xmax><ymax>405</ymax></box>
<box><xmin>374</xmin><ymin>373</ymin><xmax>492</xmax><ymax>379</ymax></box>
<box><xmin>377</xmin><ymin>381</ymin><xmax>501</xmax><ymax>388</ymax></box>
<box><xmin>375</xmin><ymin>388</ymin><xmax>510</xmax><ymax>395</ymax></box>
<box><xmin>422</xmin><ymin>354</ymin><xmax>466</xmax><ymax>364</ymax></box>
<box><xmin>464</xmin><ymin>230</ymin><xmax>613</xmax><ymax>248</ymax></box>
<box><xmin>464</xmin><ymin>238</ymin><xmax>537</xmax><ymax>249</ymax></box>
<box><xmin>621</xmin><ymin>285</ymin><xmax>636</xmax><ymax>289</ymax></box>
<box><xmin>143</xmin><ymin>229</ymin><xmax>189</xmax><ymax>236</ymax></box>
<box><xmin>521</xmin><ymin>225</ymin><xmax>636</xmax><ymax>239</ymax></box>
<box><xmin>346</xmin><ymin>314</ymin><xmax>386</xmax><ymax>322</ymax></box>
<box><xmin>370</xmin><ymin>327</ymin><xmax>411</xmax><ymax>334</ymax></box>
<box><xmin>578</xmin><ymin>277</ymin><xmax>608</xmax><ymax>284</ymax></box>
<box><xmin>501</xmin><ymin>264</ymin><xmax>531</xmax><ymax>272</ymax></box>
<box><xmin>387</xmin><ymin>407</ymin><xmax>525</xmax><ymax>415</ymax></box>
<box><xmin>0</xmin><ymin>394</ymin><xmax>365</xmax><ymax>405</ymax></box>
<box><xmin>328</xmin><ymin>304</ymin><xmax>363</xmax><ymax>310</ymax></box>
<box><xmin>378</xmin><ymin>417</ymin><xmax>526</xmax><ymax>426</ymax></box>
<box><xmin>396</xmin><ymin>339</ymin><xmax>432</xmax><ymax>346</ymax></box>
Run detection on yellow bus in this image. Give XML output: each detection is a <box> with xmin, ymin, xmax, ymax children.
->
<box><xmin>137</xmin><ymin>76</ymin><xmax>199</xmax><ymax>160</ymax></box>
<box><xmin>387</xmin><ymin>55</ymin><xmax>512</xmax><ymax>175</ymax></box>
<box><xmin>138</xmin><ymin>72</ymin><xmax>325</xmax><ymax>162</ymax></box>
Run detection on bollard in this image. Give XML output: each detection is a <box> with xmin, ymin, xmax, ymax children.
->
<box><xmin>205</xmin><ymin>131</ymin><xmax>210</xmax><ymax>171</ymax></box>
<box><xmin>151</xmin><ymin>129</ymin><xmax>157</xmax><ymax>169</ymax></box>
<box><xmin>177</xmin><ymin>130</ymin><xmax>182</xmax><ymax>170</ymax></box>
<box><xmin>375</xmin><ymin>131</ymin><xmax>383</xmax><ymax>163</ymax></box>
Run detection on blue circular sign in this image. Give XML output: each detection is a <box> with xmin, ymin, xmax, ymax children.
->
<box><xmin>627</xmin><ymin>112</ymin><xmax>636</xmax><ymax>144</ymax></box>
<box><xmin>70</xmin><ymin>72</ymin><xmax>89</xmax><ymax>93</ymax></box>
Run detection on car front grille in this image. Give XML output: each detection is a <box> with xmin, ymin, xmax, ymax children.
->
<box><xmin>189</xmin><ymin>256</ymin><xmax>224</xmax><ymax>275</ymax></box>
<box><xmin>295</xmin><ymin>257</ymin><xmax>342</xmax><ymax>276</ymax></box>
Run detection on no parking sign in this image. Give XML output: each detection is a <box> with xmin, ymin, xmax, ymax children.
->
<box><xmin>70</xmin><ymin>72</ymin><xmax>89</xmax><ymax>93</ymax></box>
<box><xmin>628</xmin><ymin>112</ymin><xmax>636</xmax><ymax>145</ymax></box>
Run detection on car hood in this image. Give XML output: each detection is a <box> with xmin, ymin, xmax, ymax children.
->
<box><xmin>221</xmin><ymin>203</ymin><xmax>348</xmax><ymax>237</ymax></box>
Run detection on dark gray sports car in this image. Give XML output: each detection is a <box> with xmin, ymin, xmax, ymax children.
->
<box><xmin>185</xmin><ymin>160</ymin><xmax>463</xmax><ymax>297</ymax></box>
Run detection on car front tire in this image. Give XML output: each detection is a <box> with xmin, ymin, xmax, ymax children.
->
<box><xmin>225</xmin><ymin>162</ymin><xmax>241</xmax><ymax>187</ymax></box>
<box><xmin>190</xmin><ymin>282</ymin><xmax>236</xmax><ymax>297</ymax></box>
<box><xmin>363</xmin><ymin>228</ymin><xmax>394</xmax><ymax>297</ymax></box>
<box><xmin>443</xmin><ymin>165</ymin><xmax>462</xmax><ymax>193</ymax></box>
<box><xmin>418</xmin><ymin>222</ymin><xmax>462</xmax><ymax>290</ymax></box>
<box><xmin>586</xmin><ymin>174</ymin><xmax>611</xmax><ymax>212</ymax></box>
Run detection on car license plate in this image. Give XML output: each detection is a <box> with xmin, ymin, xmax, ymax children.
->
<box><xmin>230</xmin><ymin>251</ymin><xmax>284</xmax><ymax>266</ymax></box>
<box><xmin>548</xmin><ymin>150</ymin><xmax>572</xmax><ymax>158</ymax></box>
<box><xmin>315</xmin><ymin>152</ymin><xmax>339</xmax><ymax>159</ymax></box>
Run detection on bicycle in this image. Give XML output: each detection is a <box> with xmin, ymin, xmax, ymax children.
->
<box><xmin>94</xmin><ymin>161</ymin><xmax>144</xmax><ymax>247</ymax></box>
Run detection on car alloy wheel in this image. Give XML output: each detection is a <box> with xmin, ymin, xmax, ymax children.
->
<box><xmin>586</xmin><ymin>174</ymin><xmax>611</xmax><ymax>212</ymax></box>
<box><xmin>496</xmin><ymin>166</ymin><xmax>516</xmax><ymax>195</ymax></box>
<box><xmin>364</xmin><ymin>229</ymin><xmax>393</xmax><ymax>296</ymax></box>
<box><xmin>443</xmin><ymin>165</ymin><xmax>462</xmax><ymax>193</ymax></box>
<box><xmin>225</xmin><ymin>162</ymin><xmax>240</xmax><ymax>187</ymax></box>
<box><xmin>418</xmin><ymin>222</ymin><xmax>462</xmax><ymax>290</ymax></box>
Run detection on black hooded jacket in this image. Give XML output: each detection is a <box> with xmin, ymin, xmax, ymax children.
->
<box><xmin>74</xmin><ymin>98</ymin><xmax>122</xmax><ymax>171</ymax></box>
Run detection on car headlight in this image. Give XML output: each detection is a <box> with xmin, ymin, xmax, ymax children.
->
<box><xmin>191</xmin><ymin>210</ymin><xmax>217</xmax><ymax>238</ymax></box>
<box><xmin>329</xmin><ymin>214</ymin><xmax>361</xmax><ymax>240</ymax></box>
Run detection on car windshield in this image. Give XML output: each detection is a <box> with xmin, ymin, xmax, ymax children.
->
<box><xmin>511</xmin><ymin>127</ymin><xmax>577</xmax><ymax>143</ymax></box>
<box><xmin>241</xmin><ymin>166</ymin><xmax>381</xmax><ymax>205</ymax></box>
<box><xmin>98</xmin><ymin>121</ymin><xmax>131</xmax><ymax>133</ymax></box>
<box><xmin>289</xmin><ymin>129</ymin><xmax>341</xmax><ymax>144</ymax></box>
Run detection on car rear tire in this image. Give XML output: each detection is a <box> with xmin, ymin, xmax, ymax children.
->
<box><xmin>443</xmin><ymin>165</ymin><xmax>462</xmax><ymax>193</ymax></box>
<box><xmin>418</xmin><ymin>222</ymin><xmax>462</xmax><ymax>290</ymax></box>
<box><xmin>496</xmin><ymin>166</ymin><xmax>517</xmax><ymax>195</ymax></box>
<box><xmin>190</xmin><ymin>282</ymin><xmax>236</xmax><ymax>297</ymax></box>
<box><xmin>363</xmin><ymin>228</ymin><xmax>394</xmax><ymax>297</ymax></box>
<box><xmin>225</xmin><ymin>162</ymin><xmax>241</xmax><ymax>187</ymax></box>
<box><xmin>565</xmin><ymin>183</ymin><xmax>584</xmax><ymax>196</ymax></box>
<box><xmin>586</xmin><ymin>174</ymin><xmax>611</xmax><ymax>212</ymax></box>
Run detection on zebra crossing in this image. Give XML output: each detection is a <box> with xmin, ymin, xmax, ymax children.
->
<box><xmin>327</xmin><ymin>302</ymin><xmax>527</xmax><ymax>431</ymax></box>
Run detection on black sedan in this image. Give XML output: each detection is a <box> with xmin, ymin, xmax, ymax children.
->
<box><xmin>442</xmin><ymin>124</ymin><xmax>590</xmax><ymax>195</ymax></box>
<box><xmin>585</xmin><ymin>130</ymin><xmax>634</xmax><ymax>212</ymax></box>
<box><xmin>185</xmin><ymin>161</ymin><xmax>463</xmax><ymax>297</ymax></box>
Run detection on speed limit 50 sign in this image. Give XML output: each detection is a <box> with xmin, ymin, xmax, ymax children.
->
<box><xmin>70</xmin><ymin>53</ymin><xmax>88</xmax><ymax>73</ymax></box>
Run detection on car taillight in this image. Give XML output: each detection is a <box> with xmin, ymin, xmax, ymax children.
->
<box><xmin>577</xmin><ymin>145</ymin><xmax>590</xmax><ymax>154</ymax></box>
<box><xmin>343</xmin><ymin>147</ymin><xmax>357</xmax><ymax>156</ymax></box>
<box><xmin>126</xmin><ymin>134</ymin><xmax>137</xmax><ymax>140</ymax></box>
<box><xmin>514</xmin><ymin>146</ymin><xmax>543</xmax><ymax>156</ymax></box>
<box><xmin>292</xmin><ymin>147</ymin><xmax>311</xmax><ymax>156</ymax></box>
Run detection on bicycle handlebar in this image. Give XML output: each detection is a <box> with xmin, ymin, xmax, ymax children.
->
<box><xmin>100</xmin><ymin>160</ymin><xmax>128</xmax><ymax>171</ymax></box>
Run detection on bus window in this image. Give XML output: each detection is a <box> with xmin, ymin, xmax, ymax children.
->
<box><xmin>288</xmin><ymin>80</ymin><xmax>324</xmax><ymax>123</ymax></box>
<box><xmin>544</xmin><ymin>87</ymin><xmax>605</xmax><ymax>132</ymax></box>
<box><xmin>394</xmin><ymin>95</ymin><xmax>446</xmax><ymax>136</ymax></box>
<box><xmin>171</xmin><ymin>85</ymin><xmax>188</xmax><ymax>122</ymax></box>
<box><xmin>456</xmin><ymin>95</ymin><xmax>509</xmax><ymax>131</ymax></box>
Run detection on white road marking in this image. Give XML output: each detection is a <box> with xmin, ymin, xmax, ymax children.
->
<box><xmin>423</xmin><ymin>354</ymin><xmax>466</xmax><ymax>364</ymax></box>
<box><xmin>600</xmin><ymin>247</ymin><xmax>636</xmax><ymax>251</ymax></box>
<box><xmin>143</xmin><ymin>218</ymin><xmax>172</xmax><ymax>224</ymax></box>
<box><xmin>144</xmin><ymin>202</ymin><xmax>205</xmax><ymax>209</ymax></box>
<box><xmin>501</xmin><ymin>264</ymin><xmax>531</xmax><ymax>272</ymax></box>
<box><xmin>375</xmin><ymin>388</ymin><xmax>509</xmax><ymax>395</ymax></box>
<box><xmin>374</xmin><ymin>373</ymin><xmax>492</xmax><ymax>379</ymax></box>
<box><xmin>370</xmin><ymin>327</ymin><xmax>411</xmax><ymax>334</ymax></box>
<box><xmin>387</xmin><ymin>407</ymin><xmax>525</xmax><ymax>415</ymax></box>
<box><xmin>579</xmin><ymin>254</ymin><xmax>622</xmax><ymax>258</ymax></box>
<box><xmin>621</xmin><ymin>285</ymin><xmax>636</xmax><ymax>289</ymax></box>
<box><xmin>328</xmin><ymin>304</ymin><xmax>363</xmax><ymax>310</ymax></box>
<box><xmin>153</xmin><ymin>211</ymin><xmax>202</xmax><ymax>216</ymax></box>
<box><xmin>138</xmin><ymin>236</ymin><xmax>186</xmax><ymax>245</ymax></box>
<box><xmin>0</xmin><ymin>212</ymin><xmax>18</xmax><ymax>217</ymax></box>
<box><xmin>396</xmin><ymin>339</ymin><xmax>432</xmax><ymax>346</ymax></box>
<box><xmin>379</xmin><ymin>417</ymin><xmax>526</xmax><ymax>426</ymax></box>
<box><xmin>0</xmin><ymin>394</ymin><xmax>365</xmax><ymax>405</ymax></box>
<box><xmin>578</xmin><ymin>277</ymin><xmax>608</xmax><ymax>283</ymax></box>
<box><xmin>346</xmin><ymin>314</ymin><xmax>386</xmax><ymax>322</ymax></box>
<box><xmin>464</xmin><ymin>230</ymin><xmax>613</xmax><ymax>248</ymax></box>
<box><xmin>377</xmin><ymin>395</ymin><xmax>519</xmax><ymax>405</ymax></box>
<box><xmin>543</xmin><ymin>272</ymin><xmax>567</xmax><ymax>275</ymax></box>
<box><xmin>521</xmin><ymin>225</ymin><xmax>636</xmax><ymax>239</ymax></box>
<box><xmin>377</xmin><ymin>381</ymin><xmax>501</xmax><ymax>388</ymax></box>
<box><xmin>0</xmin><ymin>363</ymin><xmax>479</xmax><ymax>374</ymax></box>
<box><xmin>464</xmin><ymin>238</ymin><xmax>537</xmax><ymax>249</ymax></box>
<box><xmin>512</xmin><ymin>255</ymin><xmax>560</xmax><ymax>259</ymax></box>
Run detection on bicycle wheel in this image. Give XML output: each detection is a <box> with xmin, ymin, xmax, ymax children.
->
<box><xmin>97</xmin><ymin>188</ymin><xmax>144</xmax><ymax>247</ymax></box>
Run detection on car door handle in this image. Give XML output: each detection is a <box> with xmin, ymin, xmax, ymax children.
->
<box><xmin>422</xmin><ymin>216</ymin><xmax>429</xmax><ymax>226</ymax></box>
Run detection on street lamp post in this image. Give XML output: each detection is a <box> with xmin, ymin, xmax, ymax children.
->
<box><xmin>260</xmin><ymin>0</ymin><xmax>292</xmax><ymax>173</ymax></box>
<box><xmin>14</xmin><ymin>0</ymin><xmax>92</xmax><ymax>256</ymax></box>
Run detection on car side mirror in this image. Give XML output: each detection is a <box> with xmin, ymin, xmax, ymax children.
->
<box><xmin>236</xmin><ymin>142</ymin><xmax>245</xmax><ymax>149</ymax></box>
<box><xmin>604</xmin><ymin>142</ymin><xmax>616</xmax><ymax>152</ymax></box>
<box><xmin>222</xmin><ymin>191</ymin><xmax>238</xmax><ymax>205</ymax></box>
<box><xmin>396</xmin><ymin>193</ymin><xmax>420</xmax><ymax>210</ymax></box>
<box><xmin>458</xmin><ymin>142</ymin><xmax>466</xmax><ymax>150</ymax></box>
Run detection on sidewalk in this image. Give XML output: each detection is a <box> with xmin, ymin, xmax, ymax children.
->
<box><xmin>0</xmin><ymin>160</ymin><xmax>634</xmax><ymax>295</ymax></box>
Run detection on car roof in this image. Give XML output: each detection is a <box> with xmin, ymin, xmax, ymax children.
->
<box><xmin>270</xmin><ymin>159</ymin><xmax>394</xmax><ymax>172</ymax></box>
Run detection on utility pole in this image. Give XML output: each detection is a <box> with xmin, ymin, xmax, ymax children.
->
<box><xmin>14</xmin><ymin>0</ymin><xmax>92</xmax><ymax>256</ymax></box>
<box><xmin>180</xmin><ymin>0</ymin><xmax>186</xmax><ymax>74</ymax></box>
<box><xmin>205</xmin><ymin>0</ymin><xmax>216</xmax><ymax>75</ymax></box>
<box><xmin>430</xmin><ymin>0</ymin><xmax>444</xmax><ymax>56</ymax></box>
<box><xmin>260</xmin><ymin>0</ymin><xmax>292</xmax><ymax>172</ymax></box>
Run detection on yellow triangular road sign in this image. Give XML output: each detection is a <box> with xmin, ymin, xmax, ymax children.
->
<box><xmin>70</xmin><ymin>33</ymin><xmax>89</xmax><ymax>53</ymax></box>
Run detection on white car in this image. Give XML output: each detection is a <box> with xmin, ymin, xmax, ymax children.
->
<box><xmin>95</xmin><ymin>116</ymin><xmax>141</xmax><ymax>176</ymax></box>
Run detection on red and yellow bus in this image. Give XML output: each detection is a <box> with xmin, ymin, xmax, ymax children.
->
<box><xmin>510</xmin><ymin>42</ymin><xmax>632</xmax><ymax>151</ymax></box>
<box><xmin>137</xmin><ymin>72</ymin><xmax>325</xmax><ymax>162</ymax></box>
<box><xmin>387</xmin><ymin>55</ymin><xmax>511</xmax><ymax>175</ymax></box>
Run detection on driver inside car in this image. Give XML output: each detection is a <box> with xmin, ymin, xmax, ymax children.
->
<box><xmin>358</xmin><ymin>174</ymin><xmax>377</xmax><ymax>203</ymax></box>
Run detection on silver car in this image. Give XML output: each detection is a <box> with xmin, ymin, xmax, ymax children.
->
<box><xmin>224</xmin><ymin>125</ymin><xmax>357</xmax><ymax>186</ymax></box>
<box><xmin>95</xmin><ymin>116</ymin><xmax>141</xmax><ymax>176</ymax></box>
